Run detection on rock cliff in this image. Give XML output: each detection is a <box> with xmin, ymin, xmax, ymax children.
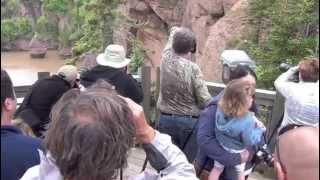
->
<box><xmin>115</xmin><ymin>0</ymin><xmax>250</xmax><ymax>82</ymax></box>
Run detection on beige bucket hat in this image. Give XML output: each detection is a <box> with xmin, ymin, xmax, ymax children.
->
<box><xmin>96</xmin><ymin>44</ymin><xmax>131</xmax><ymax>69</ymax></box>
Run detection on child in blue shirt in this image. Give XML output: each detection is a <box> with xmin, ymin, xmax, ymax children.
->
<box><xmin>209</xmin><ymin>79</ymin><xmax>266</xmax><ymax>180</ymax></box>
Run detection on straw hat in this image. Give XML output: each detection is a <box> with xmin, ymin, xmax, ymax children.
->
<box><xmin>96</xmin><ymin>44</ymin><xmax>131</xmax><ymax>69</ymax></box>
<box><xmin>57</xmin><ymin>65</ymin><xmax>78</xmax><ymax>84</ymax></box>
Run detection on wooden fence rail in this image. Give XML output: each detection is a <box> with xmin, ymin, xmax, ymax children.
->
<box><xmin>13</xmin><ymin>67</ymin><xmax>284</xmax><ymax>149</ymax></box>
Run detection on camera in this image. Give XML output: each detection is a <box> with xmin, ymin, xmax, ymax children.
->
<box><xmin>253</xmin><ymin>144</ymin><xmax>274</xmax><ymax>167</ymax></box>
<box><xmin>279</xmin><ymin>63</ymin><xmax>300</xmax><ymax>82</ymax></box>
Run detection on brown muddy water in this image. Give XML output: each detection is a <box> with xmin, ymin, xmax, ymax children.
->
<box><xmin>1</xmin><ymin>51</ymin><xmax>67</xmax><ymax>86</ymax></box>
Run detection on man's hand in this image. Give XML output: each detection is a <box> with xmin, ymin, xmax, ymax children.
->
<box><xmin>121</xmin><ymin>97</ymin><xmax>156</xmax><ymax>144</ymax></box>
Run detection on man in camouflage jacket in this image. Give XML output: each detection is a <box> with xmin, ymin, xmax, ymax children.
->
<box><xmin>157</xmin><ymin>26</ymin><xmax>211</xmax><ymax>162</ymax></box>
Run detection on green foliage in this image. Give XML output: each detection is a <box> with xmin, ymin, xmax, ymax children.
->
<box><xmin>72</xmin><ymin>23</ymin><xmax>103</xmax><ymax>55</ymax></box>
<box><xmin>72</xmin><ymin>0</ymin><xmax>123</xmax><ymax>55</ymax></box>
<box><xmin>59</xmin><ymin>27</ymin><xmax>74</xmax><ymax>48</ymax></box>
<box><xmin>129</xmin><ymin>39</ymin><xmax>146</xmax><ymax>73</ymax></box>
<box><xmin>1</xmin><ymin>0</ymin><xmax>19</xmax><ymax>19</ymax></box>
<box><xmin>35</xmin><ymin>16</ymin><xmax>59</xmax><ymax>40</ymax></box>
<box><xmin>43</xmin><ymin>0</ymin><xmax>69</xmax><ymax>14</ymax></box>
<box><xmin>1</xmin><ymin>17</ymin><xmax>32</xmax><ymax>44</ymax></box>
<box><xmin>1</xmin><ymin>20</ymin><xmax>16</xmax><ymax>43</ymax></box>
<box><xmin>15</xmin><ymin>18</ymin><xmax>32</xmax><ymax>36</ymax></box>
<box><xmin>243</xmin><ymin>0</ymin><xmax>319</xmax><ymax>89</ymax></box>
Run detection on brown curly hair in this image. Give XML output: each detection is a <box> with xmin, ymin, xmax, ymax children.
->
<box><xmin>44</xmin><ymin>82</ymin><xmax>135</xmax><ymax>180</ymax></box>
<box><xmin>219</xmin><ymin>79</ymin><xmax>254</xmax><ymax>117</ymax></box>
<box><xmin>299</xmin><ymin>57</ymin><xmax>319</xmax><ymax>82</ymax></box>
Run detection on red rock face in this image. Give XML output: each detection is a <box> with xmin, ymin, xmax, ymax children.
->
<box><xmin>116</xmin><ymin>0</ymin><xmax>249</xmax><ymax>82</ymax></box>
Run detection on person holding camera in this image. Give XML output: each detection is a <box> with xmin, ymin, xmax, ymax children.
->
<box><xmin>274</xmin><ymin>58</ymin><xmax>319</xmax><ymax>131</ymax></box>
<box><xmin>157</xmin><ymin>26</ymin><xmax>211</xmax><ymax>162</ymax></box>
<box><xmin>14</xmin><ymin>65</ymin><xmax>78</xmax><ymax>138</ymax></box>
<box><xmin>20</xmin><ymin>81</ymin><xmax>199</xmax><ymax>180</ymax></box>
<box><xmin>80</xmin><ymin>44</ymin><xmax>143</xmax><ymax>104</ymax></box>
<box><xmin>195</xmin><ymin>65</ymin><xmax>260</xmax><ymax>180</ymax></box>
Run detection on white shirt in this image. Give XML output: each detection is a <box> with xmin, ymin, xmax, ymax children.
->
<box><xmin>274</xmin><ymin>67</ymin><xmax>319</xmax><ymax>129</ymax></box>
<box><xmin>20</xmin><ymin>131</ymin><xmax>198</xmax><ymax>180</ymax></box>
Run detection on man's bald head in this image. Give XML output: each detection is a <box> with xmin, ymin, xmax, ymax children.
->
<box><xmin>275</xmin><ymin>127</ymin><xmax>319</xmax><ymax>180</ymax></box>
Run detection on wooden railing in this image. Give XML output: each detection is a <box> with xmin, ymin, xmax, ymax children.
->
<box><xmin>13</xmin><ymin>67</ymin><xmax>284</xmax><ymax>149</ymax></box>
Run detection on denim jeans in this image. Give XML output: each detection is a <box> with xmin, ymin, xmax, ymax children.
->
<box><xmin>158</xmin><ymin>113</ymin><xmax>198</xmax><ymax>162</ymax></box>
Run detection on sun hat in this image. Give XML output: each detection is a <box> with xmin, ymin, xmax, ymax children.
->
<box><xmin>57</xmin><ymin>65</ymin><xmax>78</xmax><ymax>84</ymax></box>
<box><xmin>96</xmin><ymin>44</ymin><xmax>131</xmax><ymax>69</ymax></box>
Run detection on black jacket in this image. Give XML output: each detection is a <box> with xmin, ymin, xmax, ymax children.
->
<box><xmin>15</xmin><ymin>75</ymin><xmax>72</xmax><ymax>137</ymax></box>
<box><xmin>80</xmin><ymin>65</ymin><xmax>143</xmax><ymax>103</ymax></box>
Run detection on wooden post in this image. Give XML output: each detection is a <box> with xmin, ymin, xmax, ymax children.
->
<box><xmin>155</xmin><ymin>67</ymin><xmax>161</xmax><ymax>127</ymax></box>
<box><xmin>267</xmin><ymin>91</ymin><xmax>285</xmax><ymax>150</ymax></box>
<box><xmin>141</xmin><ymin>66</ymin><xmax>151</xmax><ymax>124</ymax></box>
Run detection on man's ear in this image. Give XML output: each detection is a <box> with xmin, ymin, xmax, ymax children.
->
<box><xmin>274</xmin><ymin>160</ymin><xmax>286</xmax><ymax>180</ymax></box>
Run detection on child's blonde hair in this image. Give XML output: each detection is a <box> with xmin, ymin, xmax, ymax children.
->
<box><xmin>219</xmin><ymin>79</ymin><xmax>254</xmax><ymax>118</ymax></box>
<box><xmin>12</xmin><ymin>119</ymin><xmax>36</xmax><ymax>137</ymax></box>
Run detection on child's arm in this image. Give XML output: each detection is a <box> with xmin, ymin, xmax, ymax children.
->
<box><xmin>241</xmin><ymin>125</ymin><xmax>264</xmax><ymax>146</ymax></box>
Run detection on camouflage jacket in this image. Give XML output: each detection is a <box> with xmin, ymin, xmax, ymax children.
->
<box><xmin>157</xmin><ymin>27</ymin><xmax>211</xmax><ymax>117</ymax></box>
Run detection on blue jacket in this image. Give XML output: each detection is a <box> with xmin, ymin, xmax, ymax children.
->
<box><xmin>197</xmin><ymin>96</ymin><xmax>241</xmax><ymax>166</ymax></box>
<box><xmin>215</xmin><ymin>108</ymin><xmax>263</xmax><ymax>151</ymax></box>
<box><xmin>1</xmin><ymin>126</ymin><xmax>42</xmax><ymax>180</ymax></box>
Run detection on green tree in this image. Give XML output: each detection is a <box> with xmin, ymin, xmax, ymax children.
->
<box><xmin>1</xmin><ymin>17</ymin><xmax>32</xmax><ymax>45</ymax></box>
<box><xmin>1</xmin><ymin>0</ymin><xmax>19</xmax><ymax>19</ymax></box>
<box><xmin>73</xmin><ymin>0</ymin><xmax>122</xmax><ymax>54</ymax></box>
<box><xmin>35</xmin><ymin>16</ymin><xmax>59</xmax><ymax>40</ymax></box>
<box><xmin>243</xmin><ymin>0</ymin><xmax>318</xmax><ymax>89</ymax></box>
<box><xmin>43</xmin><ymin>0</ymin><xmax>69</xmax><ymax>14</ymax></box>
<box><xmin>129</xmin><ymin>38</ymin><xmax>146</xmax><ymax>73</ymax></box>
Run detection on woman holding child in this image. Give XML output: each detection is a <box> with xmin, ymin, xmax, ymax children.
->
<box><xmin>195</xmin><ymin>66</ymin><xmax>263</xmax><ymax>180</ymax></box>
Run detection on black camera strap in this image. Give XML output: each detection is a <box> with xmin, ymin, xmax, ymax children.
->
<box><xmin>267</xmin><ymin>113</ymin><xmax>284</xmax><ymax>145</ymax></box>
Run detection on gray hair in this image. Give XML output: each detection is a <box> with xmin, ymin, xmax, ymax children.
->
<box><xmin>172</xmin><ymin>27</ymin><xmax>196</xmax><ymax>55</ymax></box>
<box><xmin>45</xmin><ymin>85</ymin><xmax>135</xmax><ymax>180</ymax></box>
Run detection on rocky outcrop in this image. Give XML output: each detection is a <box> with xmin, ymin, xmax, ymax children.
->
<box><xmin>116</xmin><ymin>0</ymin><xmax>250</xmax><ymax>82</ymax></box>
<box><xmin>29</xmin><ymin>36</ymin><xmax>47</xmax><ymax>59</ymax></box>
<box><xmin>198</xmin><ymin>0</ymin><xmax>250</xmax><ymax>81</ymax></box>
<box><xmin>114</xmin><ymin>0</ymin><xmax>169</xmax><ymax>78</ymax></box>
<box><xmin>59</xmin><ymin>48</ymin><xmax>73</xmax><ymax>59</ymax></box>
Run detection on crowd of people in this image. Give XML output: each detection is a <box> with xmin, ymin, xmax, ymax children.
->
<box><xmin>1</xmin><ymin>26</ymin><xmax>319</xmax><ymax>180</ymax></box>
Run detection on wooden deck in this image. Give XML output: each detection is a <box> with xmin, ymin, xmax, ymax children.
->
<box><xmin>122</xmin><ymin>147</ymin><xmax>272</xmax><ymax>180</ymax></box>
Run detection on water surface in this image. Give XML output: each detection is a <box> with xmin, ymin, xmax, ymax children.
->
<box><xmin>1</xmin><ymin>51</ymin><xmax>66</xmax><ymax>86</ymax></box>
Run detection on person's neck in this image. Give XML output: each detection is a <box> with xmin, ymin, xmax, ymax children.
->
<box><xmin>176</xmin><ymin>53</ymin><xmax>191</xmax><ymax>60</ymax></box>
<box><xmin>1</xmin><ymin>111</ymin><xmax>12</xmax><ymax>126</ymax></box>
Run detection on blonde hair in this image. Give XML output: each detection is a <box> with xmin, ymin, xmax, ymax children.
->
<box><xmin>219</xmin><ymin>80</ymin><xmax>254</xmax><ymax>117</ymax></box>
<box><xmin>12</xmin><ymin>119</ymin><xmax>36</xmax><ymax>137</ymax></box>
